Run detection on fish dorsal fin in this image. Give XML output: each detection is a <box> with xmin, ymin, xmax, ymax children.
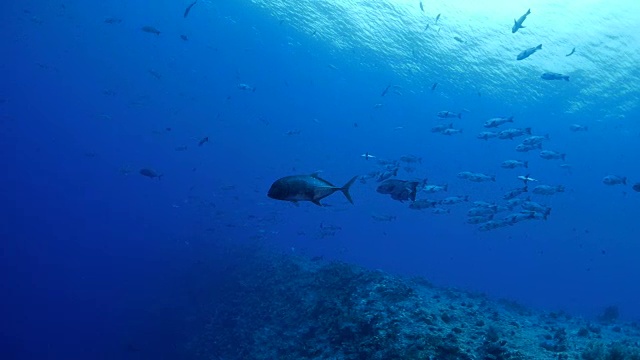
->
<box><xmin>310</xmin><ymin>171</ymin><xmax>324</xmax><ymax>179</ymax></box>
<box><xmin>310</xmin><ymin>172</ymin><xmax>336</xmax><ymax>187</ymax></box>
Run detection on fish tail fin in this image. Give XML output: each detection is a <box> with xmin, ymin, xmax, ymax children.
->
<box><xmin>561</xmin><ymin>153</ymin><xmax>566</xmax><ymax>161</ymax></box>
<box><xmin>537</xmin><ymin>44</ymin><xmax>542</xmax><ymax>49</ymax></box>
<box><xmin>508</xmin><ymin>116</ymin><xmax>514</xmax><ymax>122</ymax></box>
<box><xmin>527</xmin><ymin>9</ymin><xmax>531</xmax><ymax>14</ymax></box>
<box><xmin>341</xmin><ymin>176</ymin><xmax>358</xmax><ymax>204</ymax></box>
<box><xmin>564</xmin><ymin>76</ymin><xmax>570</xmax><ymax>81</ymax></box>
<box><xmin>524</xmin><ymin>161</ymin><xmax>529</xmax><ymax>168</ymax></box>
<box><xmin>525</xmin><ymin>127</ymin><xmax>532</xmax><ymax>134</ymax></box>
<box><xmin>444</xmin><ymin>183</ymin><xmax>448</xmax><ymax>192</ymax></box>
<box><xmin>458</xmin><ymin>113</ymin><xmax>462</xmax><ymax>119</ymax></box>
<box><xmin>623</xmin><ymin>177</ymin><xmax>627</xmax><ymax>185</ymax></box>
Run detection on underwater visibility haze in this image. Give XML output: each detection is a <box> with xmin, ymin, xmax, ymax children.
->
<box><xmin>2</xmin><ymin>0</ymin><xmax>640</xmax><ymax>358</ymax></box>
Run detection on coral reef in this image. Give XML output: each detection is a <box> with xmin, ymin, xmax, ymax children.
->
<box><xmin>183</xmin><ymin>247</ymin><xmax>640</xmax><ymax>359</ymax></box>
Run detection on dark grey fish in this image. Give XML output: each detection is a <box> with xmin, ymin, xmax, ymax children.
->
<box><xmin>541</xmin><ymin>72</ymin><xmax>569</xmax><ymax>81</ymax></box>
<box><xmin>140</xmin><ymin>168</ymin><xmax>162</xmax><ymax>179</ymax></box>
<box><xmin>180</xmin><ymin>34</ymin><xmax>189</xmax><ymax>41</ymax></box>
<box><xmin>381</xmin><ymin>84</ymin><xmax>391</xmax><ymax>97</ymax></box>
<box><xmin>503</xmin><ymin>186</ymin><xmax>528</xmax><ymax>200</ymax></box>
<box><xmin>437</xmin><ymin>110</ymin><xmax>461</xmax><ymax>119</ymax></box>
<box><xmin>633</xmin><ymin>183</ymin><xmax>640</xmax><ymax>192</ymax></box>
<box><xmin>377</xmin><ymin>179</ymin><xmax>421</xmax><ymax>202</ymax></box>
<box><xmin>517</xmin><ymin>44</ymin><xmax>541</xmax><ymax>60</ymax></box>
<box><xmin>141</xmin><ymin>26</ymin><xmax>161</xmax><ymax>35</ymax></box>
<box><xmin>267</xmin><ymin>174</ymin><xmax>357</xmax><ymax>206</ymax></box>
<box><xmin>184</xmin><ymin>0</ymin><xmax>198</xmax><ymax>18</ymax></box>
<box><xmin>104</xmin><ymin>17</ymin><xmax>122</xmax><ymax>24</ymax></box>
<box><xmin>566</xmin><ymin>47</ymin><xmax>576</xmax><ymax>56</ymax></box>
<box><xmin>512</xmin><ymin>9</ymin><xmax>531</xmax><ymax>33</ymax></box>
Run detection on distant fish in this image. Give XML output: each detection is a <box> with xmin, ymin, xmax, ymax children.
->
<box><xmin>431</xmin><ymin>82</ymin><xmax>438</xmax><ymax>91</ymax></box>
<box><xmin>381</xmin><ymin>84</ymin><xmax>391</xmax><ymax>97</ymax></box>
<box><xmin>512</xmin><ymin>9</ymin><xmax>531</xmax><ymax>33</ymax></box>
<box><xmin>532</xmin><ymin>185</ymin><xmax>565</xmax><ymax>195</ymax></box>
<box><xmin>371</xmin><ymin>214</ymin><xmax>396</xmax><ymax>222</ymax></box>
<box><xmin>148</xmin><ymin>69</ymin><xmax>162</xmax><ymax>80</ymax></box>
<box><xmin>198</xmin><ymin>136</ymin><xmax>209</xmax><ymax>146</ymax></box>
<box><xmin>501</xmin><ymin>160</ymin><xmax>528</xmax><ymax>169</ymax></box>
<box><xmin>484</xmin><ymin>116</ymin><xmax>513</xmax><ymax>128</ymax></box>
<box><xmin>435</xmin><ymin>13</ymin><xmax>441</xmax><ymax>23</ymax></box>
<box><xmin>515</xmin><ymin>143</ymin><xmax>541</xmax><ymax>152</ymax></box>
<box><xmin>570</xmin><ymin>124</ymin><xmax>588</xmax><ymax>132</ymax></box>
<box><xmin>104</xmin><ymin>17</ymin><xmax>122</xmax><ymax>24</ymax></box>
<box><xmin>477</xmin><ymin>131</ymin><xmax>498</xmax><ymax>140</ymax></box>
<box><xmin>432</xmin><ymin>123</ymin><xmax>453</xmax><ymax>133</ymax></box>
<box><xmin>517</xmin><ymin>174</ymin><xmax>538</xmax><ymax>184</ymax></box>
<box><xmin>453</xmin><ymin>36</ymin><xmax>465</xmax><ymax>43</ymax></box>
<box><xmin>517</xmin><ymin>44</ymin><xmax>542</xmax><ymax>60</ymax></box>
<box><xmin>180</xmin><ymin>34</ymin><xmax>189</xmax><ymax>41</ymax></box>
<box><xmin>238</xmin><ymin>83</ymin><xmax>256</xmax><ymax>92</ymax></box>
<box><xmin>437</xmin><ymin>110</ymin><xmax>461</xmax><ymax>119</ymax></box>
<box><xmin>566</xmin><ymin>47</ymin><xmax>576</xmax><ymax>57</ymax></box>
<box><xmin>183</xmin><ymin>0</ymin><xmax>198</xmax><ymax>18</ymax></box>
<box><xmin>441</xmin><ymin>128</ymin><xmax>462</xmax><ymax>136</ymax></box>
<box><xmin>267</xmin><ymin>173</ymin><xmax>357</xmax><ymax>206</ymax></box>
<box><xmin>284</xmin><ymin>129</ymin><xmax>301</xmax><ymax>136</ymax></box>
<box><xmin>633</xmin><ymin>183</ymin><xmax>640</xmax><ymax>192</ymax></box>
<box><xmin>376</xmin><ymin>179</ymin><xmax>422</xmax><ymax>202</ymax></box>
<box><xmin>440</xmin><ymin>195</ymin><xmax>469</xmax><ymax>205</ymax></box>
<box><xmin>602</xmin><ymin>175</ymin><xmax>627</xmax><ymax>186</ymax></box>
<box><xmin>141</xmin><ymin>25</ymin><xmax>161</xmax><ymax>35</ymax></box>
<box><xmin>541</xmin><ymin>72</ymin><xmax>569</xmax><ymax>81</ymax></box>
<box><xmin>498</xmin><ymin>127</ymin><xmax>531</xmax><ymax>139</ymax></box>
<box><xmin>140</xmin><ymin>168</ymin><xmax>163</xmax><ymax>179</ymax></box>
<box><xmin>419</xmin><ymin>1</ymin><xmax>424</xmax><ymax>12</ymax></box>
<box><xmin>539</xmin><ymin>150</ymin><xmax>566</xmax><ymax>161</ymax></box>
<box><xmin>503</xmin><ymin>186</ymin><xmax>528</xmax><ymax>200</ymax></box>
<box><xmin>522</xmin><ymin>134</ymin><xmax>550</xmax><ymax>146</ymax></box>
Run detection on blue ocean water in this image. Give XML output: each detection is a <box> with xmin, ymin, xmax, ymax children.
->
<box><xmin>1</xmin><ymin>0</ymin><xmax>639</xmax><ymax>358</ymax></box>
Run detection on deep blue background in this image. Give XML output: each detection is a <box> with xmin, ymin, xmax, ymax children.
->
<box><xmin>1</xmin><ymin>0</ymin><xmax>639</xmax><ymax>358</ymax></box>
